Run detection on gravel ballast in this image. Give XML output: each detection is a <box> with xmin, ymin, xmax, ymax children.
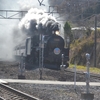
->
<box><xmin>0</xmin><ymin>61</ymin><xmax>100</xmax><ymax>100</ymax></box>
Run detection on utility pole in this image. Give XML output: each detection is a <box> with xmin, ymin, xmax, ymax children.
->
<box><xmin>94</xmin><ymin>15</ymin><xmax>97</xmax><ymax>67</ymax></box>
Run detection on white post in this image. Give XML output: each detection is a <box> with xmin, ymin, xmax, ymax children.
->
<box><xmin>39</xmin><ymin>34</ymin><xmax>42</xmax><ymax>79</ymax></box>
<box><xmin>81</xmin><ymin>53</ymin><xmax>94</xmax><ymax>100</ymax></box>
<box><xmin>85</xmin><ymin>53</ymin><xmax>90</xmax><ymax>93</ymax></box>
<box><xmin>18</xmin><ymin>53</ymin><xmax>25</xmax><ymax>79</ymax></box>
<box><xmin>74</xmin><ymin>62</ymin><xmax>76</xmax><ymax>90</ymax></box>
<box><xmin>19</xmin><ymin>53</ymin><xmax>25</xmax><ymax>75</ymax></box>
<box><xmin>60</xmin><ymin>54</ymin><xmax>66</xmax><ymax>71</ymax></box>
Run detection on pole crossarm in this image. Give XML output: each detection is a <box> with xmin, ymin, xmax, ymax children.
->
<box><xmin>0</xmin><ymin>10</ymin><xmax>27</xmax><ymax>19</ymax></box>
<box><xmin>0</xmin><ymin>9</ymin><xmax>59</xmax><ymax>20</ymax></box>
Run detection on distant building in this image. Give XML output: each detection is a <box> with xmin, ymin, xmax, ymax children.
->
<box><xmin>72</xmin><ymin>27</ymin><xmax>86</xmax><ymax>39</ymax></box>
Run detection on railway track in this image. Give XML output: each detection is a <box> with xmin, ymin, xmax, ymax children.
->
<box><xmin>0</xmin><ymin>83</ymin><xmax>39</xmax><ymax>100</ymax></box>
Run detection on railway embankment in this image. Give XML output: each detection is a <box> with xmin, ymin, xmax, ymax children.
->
<box><xmin>70</xmin><ymin>30</ymin><xmax>100</xmax><ymax>68</ymax></box>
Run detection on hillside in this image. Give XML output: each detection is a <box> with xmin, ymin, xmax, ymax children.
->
<box><xmin>70</xmin><ymin>30</ymin><xmax>100</xmax><ymax>68</ymax></box>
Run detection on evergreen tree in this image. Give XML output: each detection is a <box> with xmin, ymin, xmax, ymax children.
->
<box><xmin>63</xmin><ymin>21</ymin><xmax>71</xmax><ymax>47</ymax></box>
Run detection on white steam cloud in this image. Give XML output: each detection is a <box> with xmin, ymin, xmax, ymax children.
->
<box><xmin>18</xmin><ymin>8</ymin><xmax>60</xmax><ymax>36</ymax></box>
<box><xmin>0</xmin><ymin>20</ymin><xmax>18</xmax><ymax>60</ymax></box>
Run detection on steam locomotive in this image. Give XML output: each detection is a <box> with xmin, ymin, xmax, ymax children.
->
<box><xmin>14</xmin><ymin>8</ymin><xmax>69</xmax><ymax>70</ymax></box>
<box><xmin>14</xmin><ymin>31</ymin><xmax>69</xmax><ymax>70</ymax></box>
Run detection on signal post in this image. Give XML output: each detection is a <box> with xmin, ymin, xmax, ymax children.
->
<box><xmin>81</xmin><ymin>53</ymin><xmax>94</xmax><ymax>100</ymax></box>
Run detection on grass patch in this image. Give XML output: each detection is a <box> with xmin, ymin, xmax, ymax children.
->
<box><xmin>69</xmin><ymin>64</ymin><xmax>100</xmax><ymax>74</ymax></box>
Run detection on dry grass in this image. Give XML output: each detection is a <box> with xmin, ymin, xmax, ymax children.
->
<box><xmin>69</xmin><ymin>64</ymin><xmax>100</xmax><ymax>74</ymax></box>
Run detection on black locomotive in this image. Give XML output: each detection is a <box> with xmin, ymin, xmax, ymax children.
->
<box><xmin>14</xmin><ymin>8</ymin><xmax>70</xmax><ymax>70</ymax></box>
<box><xmin>14</xmin><ymin>31</ymin><xmax>69</xmax><ymax>70</ymax></box>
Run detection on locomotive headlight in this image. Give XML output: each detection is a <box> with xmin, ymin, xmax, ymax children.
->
<box><xmin>54</xmin><ymin>48</ymin><xmax>61</xmax><ymax>55</ymax></box>
<box><xmin>55</xmin><ymin>31</ymin><xmax>60</xmax><ymax>35</ymax></box>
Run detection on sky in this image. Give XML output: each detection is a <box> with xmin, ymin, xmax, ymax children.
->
<box><xmin>0</xmin><ymin>0</ymin><xmax>49</xmax><ymax>10</ymax></box>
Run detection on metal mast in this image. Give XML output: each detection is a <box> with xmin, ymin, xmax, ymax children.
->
<box><xmin>39</xmin><ymin>33</ymin><xmax>44</xmax><ymax>79</ymax></box>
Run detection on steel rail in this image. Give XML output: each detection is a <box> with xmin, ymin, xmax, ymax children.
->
<box><xmin>0</xmin><ymin>83</ymin><xmax>40</xmax><ymax>100</ymax></box>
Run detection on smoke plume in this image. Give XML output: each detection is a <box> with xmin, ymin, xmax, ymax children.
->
<box><xmin>18</xmin><ymin>8</ymin><xmax>60</xmax><ymax>36</ymax></box>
